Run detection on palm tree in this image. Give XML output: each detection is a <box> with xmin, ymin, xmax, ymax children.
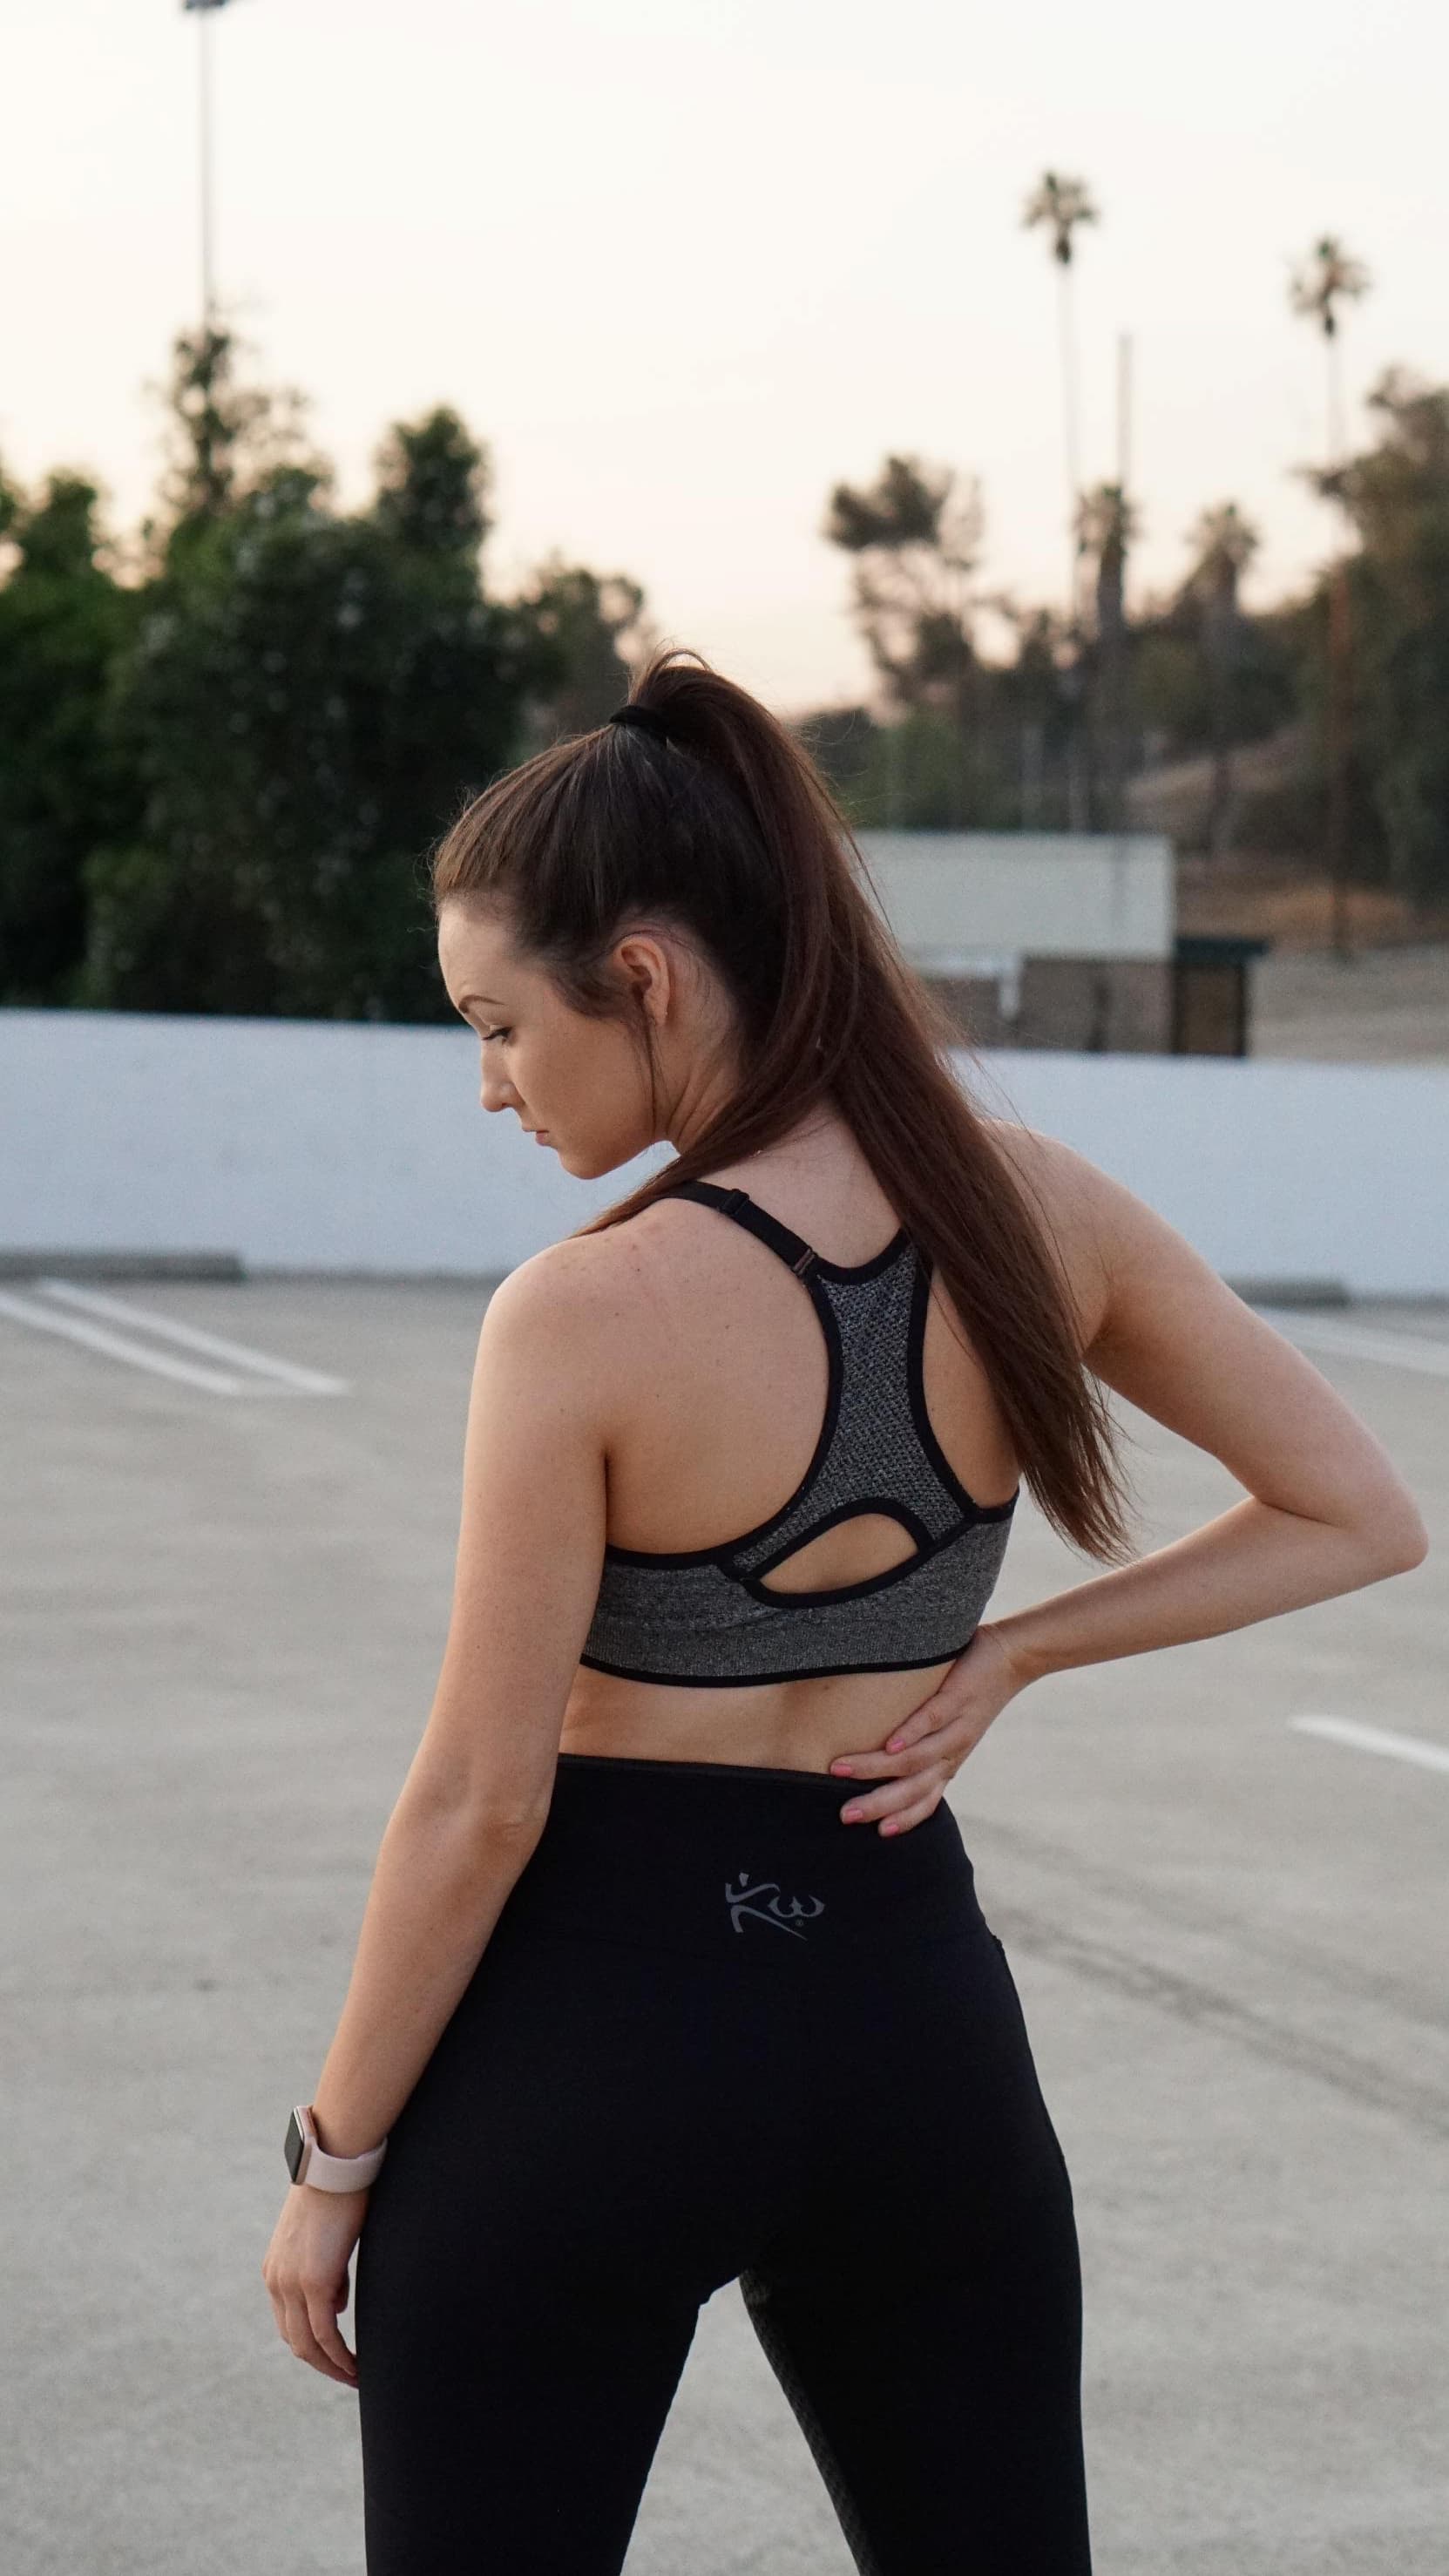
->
<box><xmin>1185</xmin><ymin>503</ymin><xmax>1260</xmax><ymax>860</ymax></box>
<box><xmin>1290</xmin><ymin>234</ymin><xmax>1371</xmax><ymax>474</ymax></box>
<box><xmin>1290</xmin><ymin>234</ymin><xmax>1371</xmax><ymax>959</ymax></box>
<box><xmin>1024</xmin><ymin>172</ymin><xmax>1099</xmax><ymax>826</ymax></box>
<box><xmin>1076</xmin><ymin>481</ymin><xmax>1139</xmax><ymax>830</ymax></box>
<box><xmin>1023</xmin><ymin>174</ymin><xmax>1099</xmax><ymax>607</ymax></box>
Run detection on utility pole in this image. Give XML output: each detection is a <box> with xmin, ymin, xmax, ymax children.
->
<box><xmin>182</xmin><ymin>0</ymin><xmax>237</xmax><ymax>333</ymax></box>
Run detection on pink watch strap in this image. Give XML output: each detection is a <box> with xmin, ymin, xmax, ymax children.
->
<box><xmin>289</xmin><ymin>2104</ymin><xmax>388</xmax><ymax>2192</ymax></box>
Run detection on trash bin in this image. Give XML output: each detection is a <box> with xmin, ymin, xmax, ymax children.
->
<box><xmin>1170</xmin><ymin>933</ymin><xmax>1273</xmax><ymax>1056</ymax></box>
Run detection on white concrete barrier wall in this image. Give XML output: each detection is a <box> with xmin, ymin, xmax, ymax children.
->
<box><xmin>3</xmin><ymin>1008</ymin><xmax>1447</xmax><ymax>1295</ymax></box>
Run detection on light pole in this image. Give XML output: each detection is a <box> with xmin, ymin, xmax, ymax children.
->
<box><xmin>182</xmin><ymin>0</ymin><xmax>237</xmax><ymax>333</ymax></box>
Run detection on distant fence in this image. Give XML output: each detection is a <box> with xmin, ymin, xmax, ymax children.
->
<box><xmin>3</xmin><ymin>1008</ymin><xmax>1447</xmax><ymax>1296</ymax></box>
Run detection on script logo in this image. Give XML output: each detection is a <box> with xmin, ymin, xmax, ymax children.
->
<box><xmin>725</xmin><ymin>1870</ymin><xmax>826</xmax><ymax>1941</ymax></box>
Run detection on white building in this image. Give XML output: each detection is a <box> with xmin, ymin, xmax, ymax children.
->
<box><xmin>857</xmin><ymin>830</ymin><xmax>1256</xmax><ymax>1053</ymax></box>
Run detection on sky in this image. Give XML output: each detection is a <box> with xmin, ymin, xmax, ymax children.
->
<box><xmin>6</xmin><ymin>0</ymin><xmax>1448</xmax><ymax>712</ymax></box>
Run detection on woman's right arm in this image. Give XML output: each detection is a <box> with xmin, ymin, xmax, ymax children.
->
<box><xmin>830</xmin><ymin>1136</ymin><xmax>1429</xmax><ymax>1832</ymax></box>
<box><xmin>998</xmin><ymin>1140</ymin><xmax>1429</xmax><ymax>1681</ymax></box>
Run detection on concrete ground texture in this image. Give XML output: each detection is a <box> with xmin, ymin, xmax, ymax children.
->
<box><xmin>3</xmin><ymin>1271</ymin><xmax>1446</xmax><ymax>2574</ymax></box>
<box><xmin>1250</xmin><ymin>940</ymin><xmax>1449</xmax><ymax>1063</ymax></box>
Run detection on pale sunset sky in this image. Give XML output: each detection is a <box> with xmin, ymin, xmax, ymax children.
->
<box><xmin>6</xmin><ymin>0</ymin><xmax>1447</xmax><ymax>711</ymax></box>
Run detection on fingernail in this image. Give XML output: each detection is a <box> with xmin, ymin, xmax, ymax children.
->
<box><xmin>841</xmin><ymin>1806</ymin><xmax>863</xmax><ymax>1823</ymax></box>
<box><xmin>880</xmin><ymin>1819</ymin><xmax>899</xmax><ymax>1836</ymax></box>
<box><xmin>886</xmin><ymin>1737</ymin><xmax>905</xmax><ymax>1752</ymax></box>
<box><xmin>831</xmin><ymin>1763</ymin><xmax>855</xmax><ymax>1777</ymax></box>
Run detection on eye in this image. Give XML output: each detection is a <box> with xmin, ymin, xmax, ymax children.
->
<box><xmin>480</xmin><ymin>1025</ymin><xmax>512</xmax><ymax>1045</ymax></box>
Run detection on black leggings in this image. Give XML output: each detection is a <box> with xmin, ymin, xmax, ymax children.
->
<box><xmin>355</xmin><ymin>1753</ymin><xmax>1091</xmax><ymax>2574</ymax></box>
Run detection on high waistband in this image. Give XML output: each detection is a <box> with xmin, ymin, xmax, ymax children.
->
<box><xmin>490</xmin><ymin>1751</ymin><xmax>985</xmax><ymax>1963</ymax></box>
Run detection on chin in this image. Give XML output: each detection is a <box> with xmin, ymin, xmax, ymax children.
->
<box><xmin>559</xmin><ymin>1137</ymin><xmax>647</xmax><ymax>1182</ymax></box>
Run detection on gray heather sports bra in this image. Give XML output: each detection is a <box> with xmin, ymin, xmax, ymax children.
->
<box><xmin>579</xmin><ymin>1180</ymin><xmax>1019</xmax><ymax>1688</ymax></box>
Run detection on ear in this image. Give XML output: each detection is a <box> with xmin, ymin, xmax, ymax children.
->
<box><xmin>611</xmin><ymin>930</ymin><xmax>674</xmax><ymax>1030</ymax></box>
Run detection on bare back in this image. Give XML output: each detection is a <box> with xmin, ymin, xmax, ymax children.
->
<box><xmin>559</xmin><ymin>1119</ymin><xmax>1083</xmax><ymax>1773</ymax></box>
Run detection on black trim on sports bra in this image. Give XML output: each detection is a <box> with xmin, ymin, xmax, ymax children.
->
<box><xmin>576</xmin><ymin>1176</ymin><xmax>1020</xmax><ymax>1687</ymax></box>
<box><xmin>668</xmin><ymin>1180</ymin><xmax>912</xmax><ymax>1284</ymax></box>
<box><xmin>904</xmin><ymin>1253</ymin><xmax>1019</xmax><ymax>1524</ymax></box>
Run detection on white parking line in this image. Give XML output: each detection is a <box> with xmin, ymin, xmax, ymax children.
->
<box><xmin>0</xmin><ymin>1288</ymin><xmax>245</xmax><ymax>1395</ymax></box>
<box><xmin>35</xmin><ymin>1278</ymin><xmax>348</xmax><ymax>1395</ymax></box>
<box><xmin>1290</xmin><ymin>1715</ymin><xmax>1449</xmax><ymax>1776</ymax></box>
<box><xmin>1268</xmin><ymin>1313</ymin><xmax>1449</xmax><ymax>1380</ymax></box>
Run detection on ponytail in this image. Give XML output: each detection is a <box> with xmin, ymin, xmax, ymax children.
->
<box><xmin>432</xmin><ymin>646</ymin><xmax>1135</xmax><ymax>1563</ymax></box>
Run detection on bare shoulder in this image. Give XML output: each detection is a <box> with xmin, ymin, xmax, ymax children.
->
<box><xmin>979</xmin><ymin>1115</ymin><xmax>1107</xmax><ymax>1230</ymax></box>
<box><xmin>481</xmin><ymin>1226</ymin><xmax>631</xmax><ymax>1359</ymax></box>
<box><xmin>978</xmin><ymin>1111</ymin><xmax>1265</xmax><ymax>1358</ymax></box>
<box><xmin>977</xmin><ymin>1115</ymin><xmax>1117</xmax><ymax>1349</ymax></box>
<box><xmin>477</xmin><ymin>1204</ymin><xmax>690</xmax><ymax>1400</ymax></box>
<box><xmin>977</xmin><ymin>1113</ymin><xmax>1428</xmax><ymax>1549</ymax></box>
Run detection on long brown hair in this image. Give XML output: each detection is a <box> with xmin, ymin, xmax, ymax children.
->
<box><xmin>432</xmin><ymin>646</ymin><xmax>1136</xmax><ymax>1563</ymax></box>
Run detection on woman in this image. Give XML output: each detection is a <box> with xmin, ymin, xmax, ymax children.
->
<box><xmin>262</xmin><ymin>649</ymin><xmax>1427</xmax><ymax>2573</ymax></box>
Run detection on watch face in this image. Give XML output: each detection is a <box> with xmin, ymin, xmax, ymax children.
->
<box><xmin>284</xmin><ymin>2108</ymin><xmax>308</xmax><ymax>2183</ymax></box>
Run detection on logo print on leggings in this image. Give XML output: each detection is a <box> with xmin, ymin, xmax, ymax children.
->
<box><xmin>726</xmin><ymin>1870</ymin><xmax>826</xmax><ymax>1940</ymax></box>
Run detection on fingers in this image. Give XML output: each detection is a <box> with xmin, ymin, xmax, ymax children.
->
<box><xmin>263</xmin><ymin>2255</ymin><xmax>358</xmax><ymax>2387</ymax></box>
<box><xmin>877</xmin><ymin>1786</ymin><xmax>951</xmax><ymax>1836</ymax></box>
<box><xmin>833</xmin><ymin>1626</ymin><xmax>1028</xmax><ymax>1786</ymax></box>
<box><xmin>830</xmin><ymin>1699</ymin><xmax>992</xmax><ymax>1827</ymax></box>
<box><xmin>827</xmin><ymin>1682</ymin><xmax>963</xmax><ymax>1779</ymax></box>
<box><xmin>282</xmin><ymin>2287</ymin><xmax>357</xmax><ymax>2386</ymax></box>
<box><xmin>262</xmin><ymin>2186</ymin><xmax>367</xmax><ymax>2387</ymax></box>
<box><xmin>830</xmin><ymin>1735</ymin><xmax>940</xmax><ymax>1782</ymax></box>
<box><xmin>305</xmin><ymin>2280</ymin><xmax>358</xmax><ymax>2385</ymax></box>
<box><xmin>882</xmin><ymin>1695</ymin><xmax>947</xmax><ymax>1754</ymax></box>
<box><xmin>837</xmin><ymin>1765</ymin><xmax>950</xmax><ymax>1834</ymax></box>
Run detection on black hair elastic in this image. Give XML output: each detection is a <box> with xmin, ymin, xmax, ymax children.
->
<box><xmin>606</xmin><ymin>702</ymin><xmax>674</xmax><ymax>746</ymax></box>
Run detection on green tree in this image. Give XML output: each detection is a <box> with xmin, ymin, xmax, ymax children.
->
<box><xmin>1076</xmin><ymin>481</ymin><xmax>1139</xmax><ymax>828</ymax></box>
<box><xmin>371</xmin><ymin>408</ymin><xmax>491</xmax><ymax>562</ymax></box>
<box><xmin>0</xmin><ymin>468</ymin><xmax>144</xmax><ymax>1001</ymax></box>
<box><xmin>82</xmin><ymin>335</ymin><xmax>538</xmax><ymax>1018</ymax></box>
<box><xmin>791</xmin><ymin>704</ymin><xmax>882</xmax><ymax>819</ymax></box>
<box><xmin>1317</xmin><ymin>369</ymin><xmax>1449</xmax><ymax>905</ymax></box>
<box><xmin>141</xmin><ymin>322</ymin><xmax>323</xmax><ymax>563</ymax></box>
<box><xmin>1183</xmin><ymin>501</ymin><xmax>1259</xmax><ymax>857</ymax></box>
<box><xmin>823</xmin><ymin>454</ymin><xmax>986</xmax><ymax>824</ymax></box>
<box><xmin>512</xmin><ymin>558</ymin><xmax>650</xmax><ymax>745</ymax></box>
<box><xmin>1132</xmin><ymin>527</ymin><xmax>1297</xmax><ymax>779</ymax></box>
<box><xmin>2</xmin><ymin>324</ymin><xmax>654</xmax><ymax>1019</ymax></box>
<box><xmin>992</xmin><ymin>603</ymin><xmax>1076</xmax><ymax>829</ymax></box>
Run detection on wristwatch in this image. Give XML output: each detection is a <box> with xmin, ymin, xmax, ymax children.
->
<box><xmin>284</xmin><ymin>2103</ymin><xmax>388</xmax><ymax>2192</ymax></box>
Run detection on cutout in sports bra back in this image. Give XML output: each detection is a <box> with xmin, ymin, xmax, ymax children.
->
<box><xmin>579</xmin><ymin>1181</ymin><xmax>1019</xmax><ymax>1688</ymax></box>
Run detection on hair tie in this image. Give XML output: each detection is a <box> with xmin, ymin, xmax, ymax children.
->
<box><xmin>606</xmin><ymin>702</ymin><xmax>674</xmax><ymax>746</ymax></box>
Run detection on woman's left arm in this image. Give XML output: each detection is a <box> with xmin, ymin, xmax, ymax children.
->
<box><xmin>830</xmin><ymin>1137</ymin><xmax>1430</xmax><ymax>1834</ymax></box>
<box><xmin>261</xmin><ymin>1244</ymin><xmax>609</xmax><ymax>2384</ymax></box>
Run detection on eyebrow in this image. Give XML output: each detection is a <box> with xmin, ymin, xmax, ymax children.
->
<box><xmin>457</xmin><ymin>992</ymin><xmax>506</xmax><ymax>1013</ymax></box>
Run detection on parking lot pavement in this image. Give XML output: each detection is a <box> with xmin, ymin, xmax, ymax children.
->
<box><xmin>1251</xmin><ymin>940</ymin><xmax>1449</xmax><ymax>1063</ymax></box>
<box><xmin>3</xmin><ymin>1276</ymin><xmax>1445</xmax><ymax>2576</ymax></box>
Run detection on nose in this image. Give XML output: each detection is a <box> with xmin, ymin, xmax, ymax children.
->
<box><xmin>477</xmin><ymin>1062</ymin><xmax>518</xmax><ymax>1115</ymax></box>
